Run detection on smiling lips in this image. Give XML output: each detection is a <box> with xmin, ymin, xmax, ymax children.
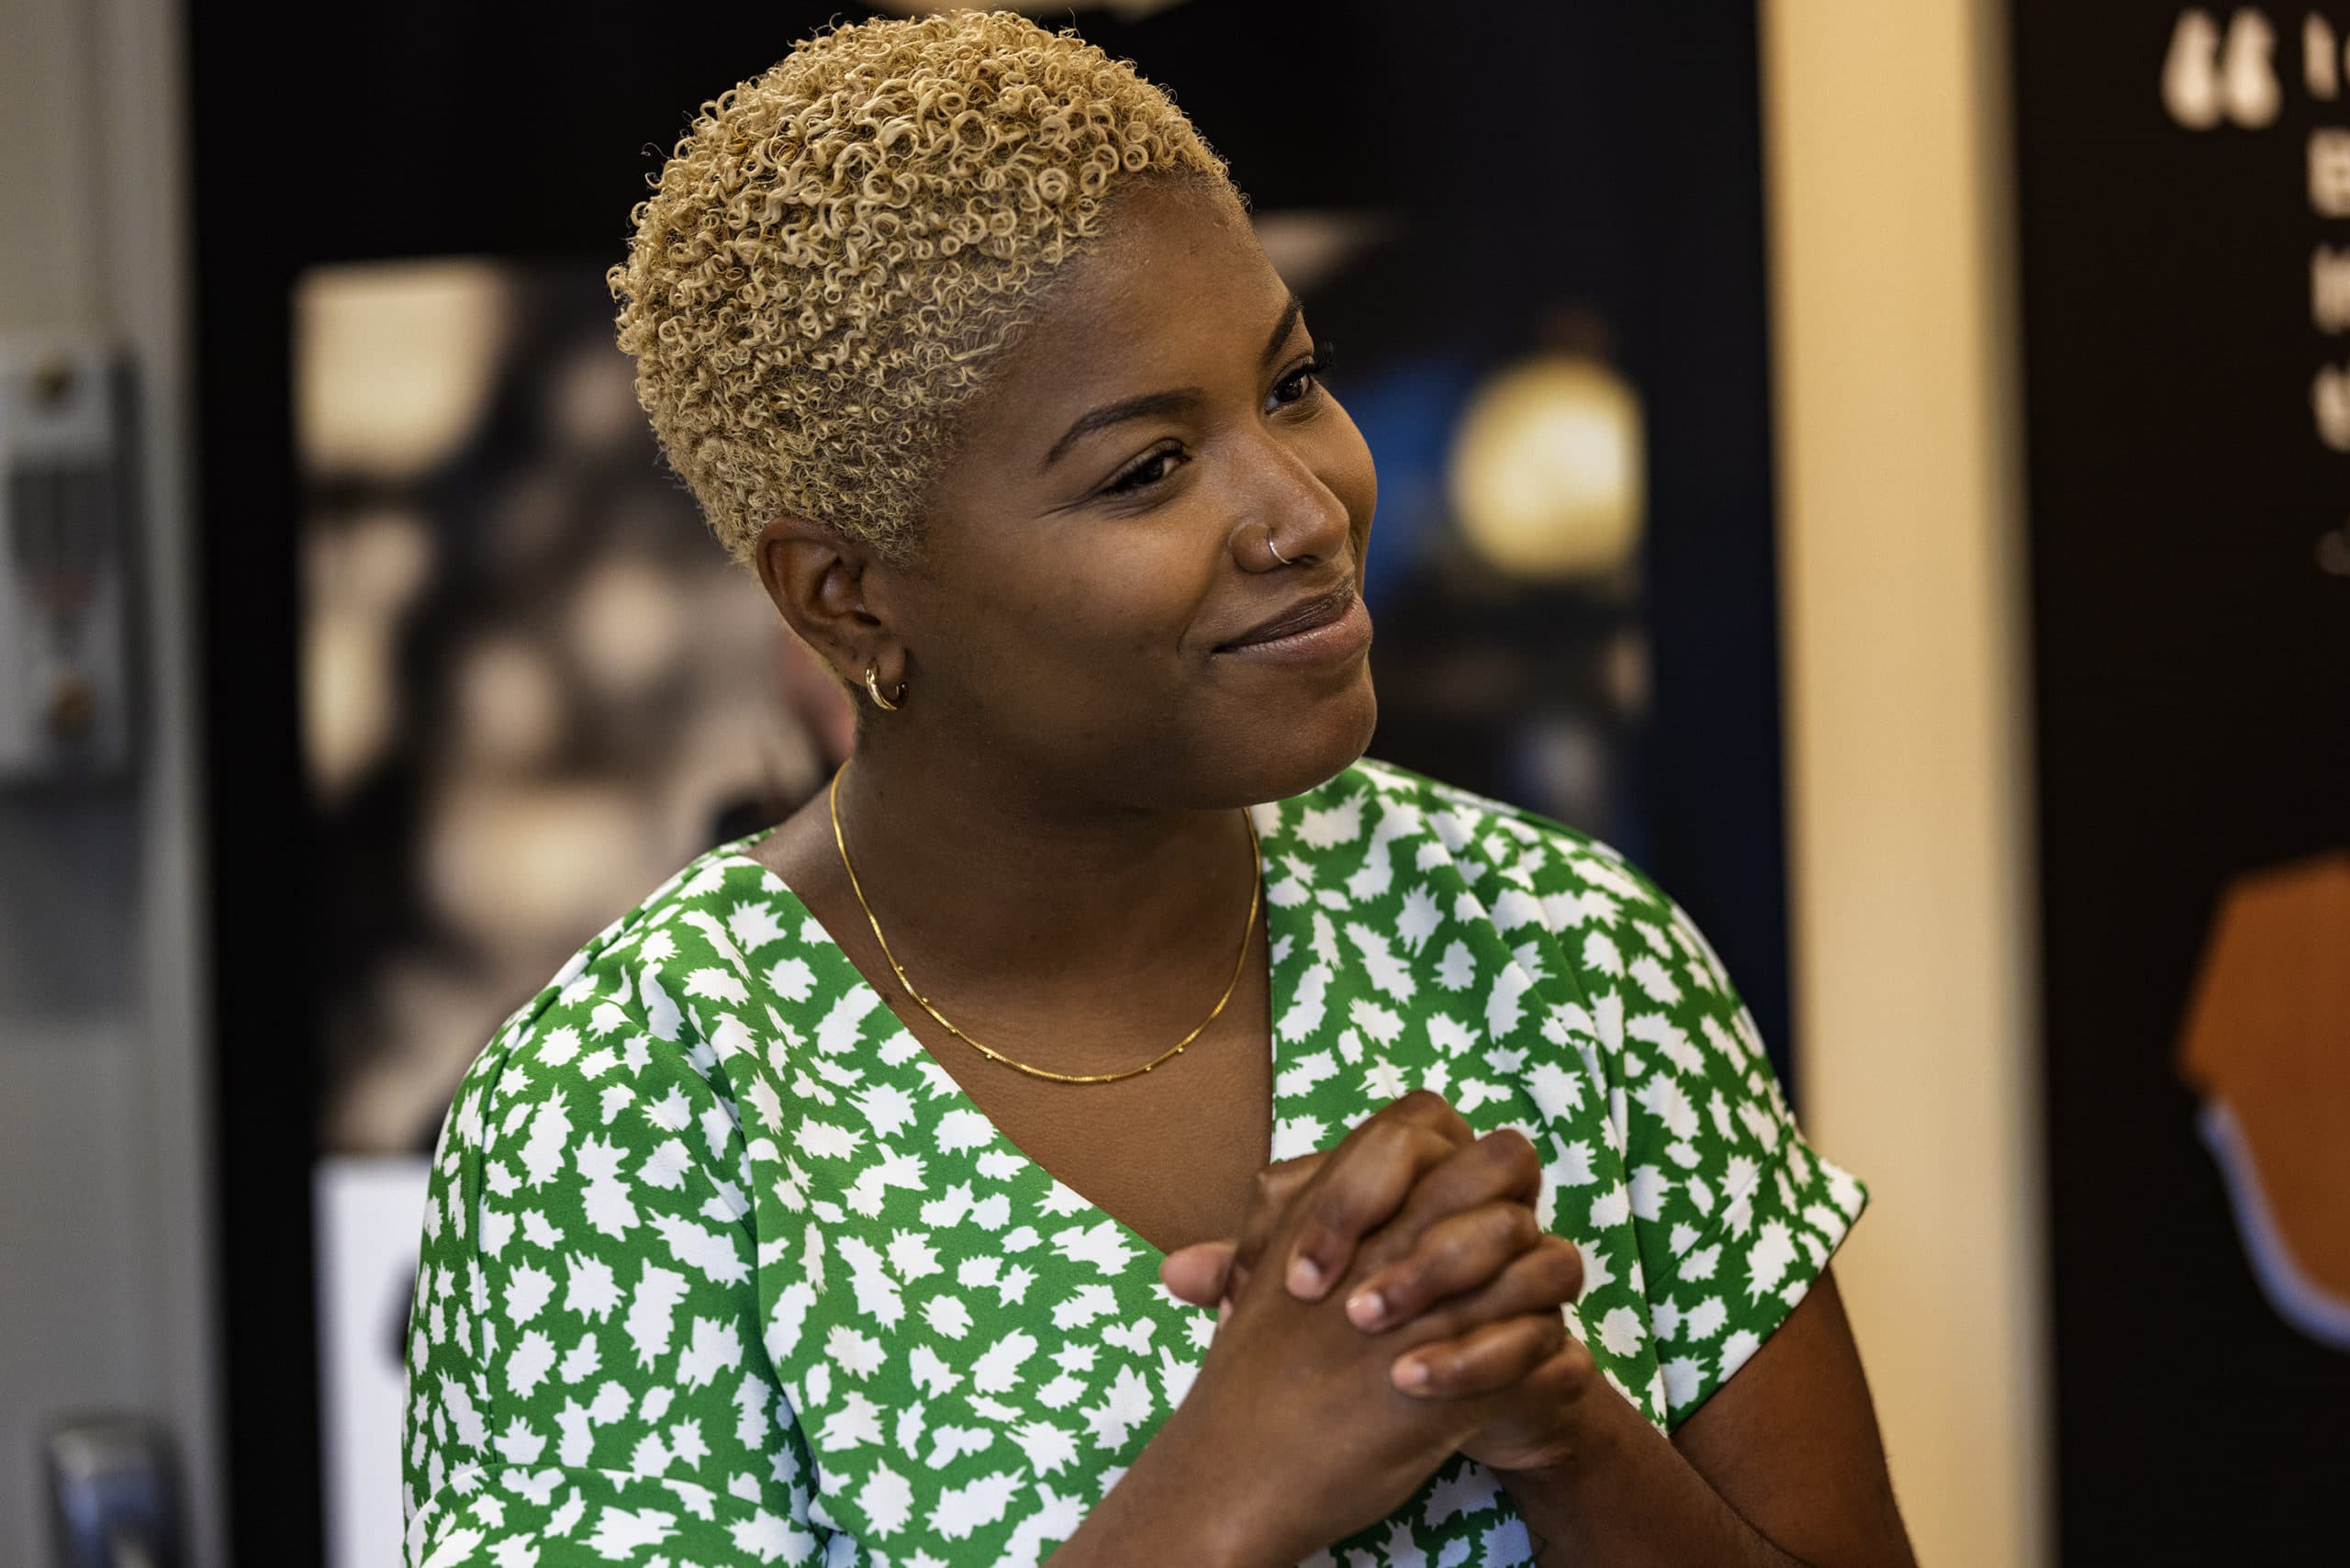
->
<box><xmin>1214</xmin><ymin>582</ymin><xmax>1372</xmax><ymax>663</ymax></box>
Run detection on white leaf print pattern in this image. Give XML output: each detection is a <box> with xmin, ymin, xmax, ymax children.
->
<box><xmin>401</xmin><ymin>756</ymin><xmax>1865</xmax><ymax>1567</ymax></box>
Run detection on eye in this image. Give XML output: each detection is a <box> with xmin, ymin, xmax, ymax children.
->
<box><xmin>1090</xmin><ymin>337</ymin><xmax>1338</xmax><ymax>506</ymax></box>
<box><xmin>1101</xmin><ymin>442</ymin><xmax>1185</xmax><ymax>497</ymax></box>
<box><xmin>1270</xmin><ymin>337</ymin><xmax>1338</xmax><ymax>409</ymax></box>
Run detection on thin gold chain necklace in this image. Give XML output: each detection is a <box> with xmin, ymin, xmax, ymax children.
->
<box><xmin>826</xmin><ymin>762</ymin><xmax>1261</xmax><ymax>1085</ymax></box>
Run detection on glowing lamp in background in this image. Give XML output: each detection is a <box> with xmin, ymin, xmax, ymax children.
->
<box><xmin>1446</xmin><ymin>353</ymin><xmax>1646</xmax><ymax>581</ymax></box>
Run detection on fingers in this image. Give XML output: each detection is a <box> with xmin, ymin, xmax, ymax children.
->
<box><xmin>1226</xmin><ymin>1150</ymin><xmax>1327</xmax><ymax>1301</ymax></box>
<box><xmin>1159</xmin><ymin>1240</ymin><xmax>1237</xmax><ymax>1309</ymax></box>
<box><xmin>1281</xmin><ymin>1090</ymin><xmax>1472</xmax><ymax>1301</ymax></box>
<box><xmin>1391</xmin><ymin>1311</ymin><xmax>1583</xmax><ymax>1399</ymax></box>
<box><xmin>1346</xmin><ymin>1203</ymin><xmax>1571</xmax><ymax>1332</ymax></box>
<box><xmin>1332</xmin><ymin>1126</ymin><xmax>1542</xmax><ymax>1319</ymax></box>
<box><xmin>1402</xmin><ymin>1234</ymin><xmax>1586</xmax><ymax>1344</ymax></box>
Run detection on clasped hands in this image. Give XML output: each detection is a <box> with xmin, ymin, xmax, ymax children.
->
<box><xmin>1158</xmin><ymin>1088</ymin><xmax>1598</xmax><ymax>1476</ymax></box>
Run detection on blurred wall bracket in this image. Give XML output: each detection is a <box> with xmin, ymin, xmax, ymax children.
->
<box><xmin>0</xmin><ymin>336</ymin><xmax>138</xmax><ymax>782</ymax></box>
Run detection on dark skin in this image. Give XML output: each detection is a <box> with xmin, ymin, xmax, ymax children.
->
<box><xmin>1159</xmin><ymin>1117</ymin><xmax>1918</xmax><ymax>1566</ymax></box>
<box><xmin>749</xmin><ymin>177</ymin><xmax>1916</xmax><ymax>1567</ymax></box>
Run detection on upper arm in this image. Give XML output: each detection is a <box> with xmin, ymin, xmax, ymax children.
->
<box><xmin>1523</xmin><ymin>832</ymin><xmax>1869</xmax><ymax>1425</ymax></box>
<box><xmin>403</xmin><ymin>966</ymin><xmax>825</xmax><ymax>1566</ymax></box>
<box><xmin>1672</xmin><ymin>1268</ymin><xmax>1918</xmax><ymax>1568</ymax></box>
<box><xmin>1517</xmin><ymin>834</ymin><xmax>1908</xmax><ymax>1559</ymax></box>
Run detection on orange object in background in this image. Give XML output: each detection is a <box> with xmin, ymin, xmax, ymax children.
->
<box><xmin>2177</xmin><ymin>853</ymin><xmax>2350</xmax><ymax>1349</ymax></box>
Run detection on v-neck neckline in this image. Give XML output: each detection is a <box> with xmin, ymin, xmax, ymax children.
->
<box><xmin>706</xmin><ymin>801</ymin><xmax>1302</xmax><ymax>1270</ymax></box>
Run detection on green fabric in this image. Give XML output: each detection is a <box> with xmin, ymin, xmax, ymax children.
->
<box><xmin>403</xmin><ymin>756</ymin><xmax>1865</xmax><ymax>1566</ymax></box>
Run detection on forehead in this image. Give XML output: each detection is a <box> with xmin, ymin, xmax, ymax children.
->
<box><xmin>990</xmin><ymin>180</ymin><xmax>1286</xmax><ymax>391</ymax></box>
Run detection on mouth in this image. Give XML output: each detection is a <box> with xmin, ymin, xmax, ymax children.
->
<box><xmin>1213</xmin><ymin>582</ymin><xmax>1372</xmax><ymax>664</ymax></box>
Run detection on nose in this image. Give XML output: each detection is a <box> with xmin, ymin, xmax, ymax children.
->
<box><xmin>1226</xmin><ymin>435</ymin><xmax>1353</xmax><ymax>573</ymax></box>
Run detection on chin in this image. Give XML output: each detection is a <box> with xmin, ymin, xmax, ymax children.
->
<box><xmin>1231</xmin><ymin>669</ymin><xmax>1379</xmax><ymax>804</ymax></box>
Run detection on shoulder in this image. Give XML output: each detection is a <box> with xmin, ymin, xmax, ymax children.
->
<box><xmin>1304</xmin><ymin>761</ymin><xmax>1866</xmax><ymax>1423</ymax></box>
<box><xmin>1292</xmin><ymin>758</ymin><xmax>1806</xmax><ymax>1142</ymax></box>
<box><xmin>461</xmin><ymin>843</ymin><xmax>792</xmax><ymax>1103</ymax></box>
<box><xmin>1277</xmin><ymin>753</ymin><xmax>1642</xmax><ymax>874</ymax></box>
<box><xmin>420</xmin><ymin>840</ymin><xmax>796</xmax><ymax>1243</ymax></box>
<box><xmin>404</xmin><ymin>837</ymin><xmax>821</xmax><ymax>1561</ymax></box>
<box><xmin>1259</xmin><ymin>758</ymin><xmax>1874</xmax><ymax>1428</ymax></box>
<box><xmin>1270</xmin><ymin>755</ymin><xmax>1719</xmax><ymax>971</ymax></box>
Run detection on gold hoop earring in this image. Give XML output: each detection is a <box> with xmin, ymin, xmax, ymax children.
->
<box><xmin>864</xmin><ymin>663</ymin><xmax>903</xmax><ymax>711</ymax></box>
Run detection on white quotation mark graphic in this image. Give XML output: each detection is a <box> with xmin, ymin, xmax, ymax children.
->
<box><xmin>2317</xmin><ymin>523</ymin><xmax>2350</xmax><ymax>575</ymax></box>
<box><xmin>2165</xmin><ymin>8</ymin><xmax>2283</xmax><ymax>129</ymax></box>
<box><xmin>2318</xmin><ymin>248</ymin><xmax>2350</xmax><ymax>332</ymax></box>
<box><xmin>2309</xmin><ymin>15</ymin><xmax>2348</xmax><ymax>98</ymax></box>
<box><xmin>2315</xmin><ymin>363</ymin><xmax>2350</xmax><ymax>451</ymax></box>
<box><xmin>2312</xmin><ymin>129</ymin><xmax>2350</xmax><ymax>216</ymax></box>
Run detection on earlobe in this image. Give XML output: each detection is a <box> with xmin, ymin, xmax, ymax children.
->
<box><xmin>753</xmin><ymin>512</ymin><xmax>892</xmax><ymax>685</ymax></box>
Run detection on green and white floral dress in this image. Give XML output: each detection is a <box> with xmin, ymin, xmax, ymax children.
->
<box><xmin>402</xmin><ymin>756</ymin><xmax>1865</xmax><ymax>1567</ymax></box>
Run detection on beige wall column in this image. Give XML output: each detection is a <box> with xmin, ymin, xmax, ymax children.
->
<box><xmin>1758</xmin><ymin>4</ymin><xmax>2049</xmax><ymax>1565</ymax></box>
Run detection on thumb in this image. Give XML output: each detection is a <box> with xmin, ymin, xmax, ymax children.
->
<box><xmin>1158</xmin><ymin>1238</ymin><xmax>1237</xmax><ymax>1307</ymax></box>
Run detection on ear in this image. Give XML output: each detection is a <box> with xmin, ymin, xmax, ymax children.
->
<box><xmin>752</xmin><ymin>513</ymin><xmax>901</xmax><ymax>691</ymax></box>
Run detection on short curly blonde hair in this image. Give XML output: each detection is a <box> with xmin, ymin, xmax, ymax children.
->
<box><xmin>607</xmin><ymin>9</ymin><xmax>1236</xmax><ymax>564</ymax></box>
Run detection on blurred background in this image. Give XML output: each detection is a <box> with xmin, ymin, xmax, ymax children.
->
<box><xmin>2</xmin><ymin>1</ymin><xmax>2344</xmax><ymax>1565</ymax></box>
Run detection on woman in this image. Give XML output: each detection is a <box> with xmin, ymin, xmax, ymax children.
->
<box><xmin>402</xmin><ymin>12</ymin><xmax>1915</xmax><ymax>1566</ymax></box>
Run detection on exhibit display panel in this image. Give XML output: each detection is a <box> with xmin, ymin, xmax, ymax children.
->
<box><xmin>2010</xmin><ymin>6</ymin><xmax>2350</xmax><ymax>1558</ymax></box>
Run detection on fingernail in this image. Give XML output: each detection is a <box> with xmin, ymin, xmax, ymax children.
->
<box><xmin>1286</xmin><ymin>1253</ymin><xmax>1325</xmax><ymax>1298</ymax></box>
<box><xmin>1393</xmin><ymin>1358</ymin><xmax>1430</xmax><ymax>1391</ymax></box>
<box><xmin>1346</xmin><ymin>1289</ymin><xmax>1385</xmax><ymax>1329</ymax></box>
<box><xmin>1216</xmin><ymin>1295</ymin><xmax>1231</xmax><ymax>1327</ymax></box>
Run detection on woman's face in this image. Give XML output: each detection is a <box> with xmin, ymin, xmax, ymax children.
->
<box><xmin>871</xmin><ymin>178</ymin><xmax>1380</xmax><ymax>810</ymax></box>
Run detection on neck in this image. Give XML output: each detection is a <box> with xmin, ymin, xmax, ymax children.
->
<box><xmin>824</xmin><ymin>729</ymin><xmax>1263</xmax><ymax>1020</ymax></box>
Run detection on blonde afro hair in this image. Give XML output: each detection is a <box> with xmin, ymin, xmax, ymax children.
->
<box><xmin>607</xmin><ymin>9</ymin><xmax>1236</xmax><ymax>564</ymax></box>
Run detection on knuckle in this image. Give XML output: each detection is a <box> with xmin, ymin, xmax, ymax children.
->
<box><xmin>1308</xmin><ymin>1183</ymin><xmax>1365</xmax><ymax>1241</ymax></box>
<box><xmin>1528</xmin><ymin>1252</ymin><xmax>1576</xmax><ymax>1305</ymax></box>
<box><xmin>1278</xmin><ymin>1154</ymin><xmax>1327</xmax><ymax>1192</ymax></box>
<box><xmin>1495</xmin><ymin>1320</ymin><xmax>1548</xmax><ymax>1378</ymax></box>
<box><xmin>1543</xmin><ymin>1238</ymin><xmax>1585</xmax><ymax>1301</ymax></box>
<box><xmin>1477</xmin><ymin>1126</ymin><xmax>1540</xmax><ymax>1183</ymax></box>
<box><xmin>1423</xmin><ymin>1226</ymin><xmax>1477</xmax><ymax>1283</ymax></box>
<box><xmin>1494</xmin><ymin>1127</ymin><xmax>1541</xmax><ymax>1180</ymax></box>
<box><xmin>1444</xmin><ymin>1214</ymin><xmax>1503</xmax><ymax>1276</ymax></box>
<box><xmin>1394</xmin><ymin>1087</ymin><xmax>1457</xmax><ymax>1123</ymax></box>
<box><xmin>1398</xmin><ymin>1267</ymin><xmax>1441</xmax><ymax>1316</ymax></box>
<box><xmin>1410</xmin><ymin>1126</ymin><xmax>1460</xmax><ymax>1168</ymax></box>
<box><xmin>1547</xmin><ymin>1338</ymin><xmax>1596</xmax><ymax>1396</ymax></box>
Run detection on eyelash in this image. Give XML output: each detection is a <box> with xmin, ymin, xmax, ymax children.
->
<box><xmin>1098</xmin><ymin>338</ymin><xmax>1338</xmax><ymax>498</ymax></box>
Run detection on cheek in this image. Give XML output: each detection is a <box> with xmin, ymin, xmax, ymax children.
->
<box><xmin>1319</xmin><ymin>405</ymin><xmax>1379</xmax><ymax>545</ymax></box>
<box><xmin>1090</xmin><ymin>536</ymin><xmax>1219</xmax><ymax>660</ymax></box>
<box><xmin>954</xmin><ymin>533</ymin><xmax>1212</xmax><ymax>672</ymax></box>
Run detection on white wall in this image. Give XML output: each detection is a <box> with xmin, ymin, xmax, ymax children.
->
<box><xmin>1760</xmin><ymin>3</ymin><xmax>2051</xmax><ymax>1565</ymax></box>
<box><xmin>0</xmin><ymin>0</ymin><xmax>221</xmax><ymax>1562</ymax></box>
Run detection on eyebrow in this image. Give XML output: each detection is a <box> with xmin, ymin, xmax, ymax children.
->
<box><xmin>1038</xmin><ymin>291</ymin><xmax>1310</xmax><ymax>473</ymax></box>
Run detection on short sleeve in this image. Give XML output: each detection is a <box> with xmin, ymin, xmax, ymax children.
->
<box><xmin>401</xmin><ymin>937</ymin><xmax>825</xmax><ymax>1567</ymax></box>
<box><xmin>1528</xmin><ymin>834</ymin><xmax>1868</xmax><ymax>1428</ymax></box>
